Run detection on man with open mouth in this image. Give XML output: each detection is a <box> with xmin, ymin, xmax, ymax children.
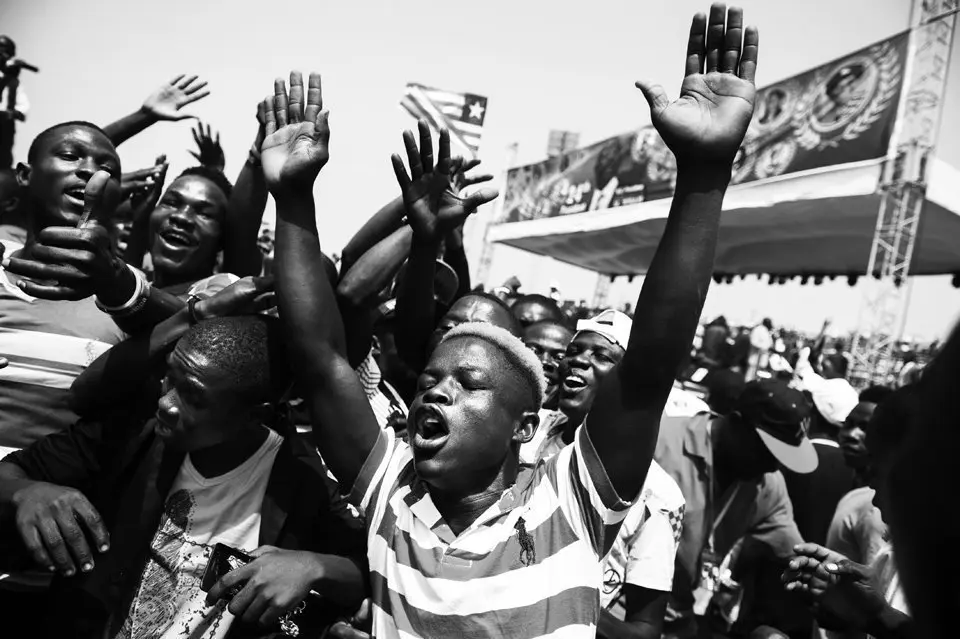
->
<box><xmin>145</xmin><ymin>166</ymin><xmax>234</xmax><ymax>295</ymax></box>
<box><xmin>520</xmin><ymin>308</ymin><xmax>686</xmax><ymax>639</ymax></box>
<box><xmin>270</xmin><ymin>4</ymin><xmax>761</xmax><ymax>633</ymax></box>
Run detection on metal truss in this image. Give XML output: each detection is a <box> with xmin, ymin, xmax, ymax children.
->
<box><xmin>849</xmin><ymin>0</ymin><xmax>957</xmax><ymax>386</ymax></box>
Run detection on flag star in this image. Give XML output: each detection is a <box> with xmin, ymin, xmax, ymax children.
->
<box><xmin>468</xmin><ymin>101</ymin><xmax>485</xmax><ymax>121</ymax></box>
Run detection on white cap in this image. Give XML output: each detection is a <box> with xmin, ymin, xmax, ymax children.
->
<box><xmin>795</xmin><ymin>347</ymin><xmax>859</xmax><ymax>426</ymax></box>
<box><xmin>575</xmin><ymin>309</ymin><xmax>632</xmax><ymax>351</ymax></box>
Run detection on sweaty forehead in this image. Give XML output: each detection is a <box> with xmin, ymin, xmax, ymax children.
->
<box><xmin>429</xmin><ymin>336</ymin><xmax>504</xmax><ymax>373</ymax></box>
<box><xmin>525</xmin><ymin>322</ymin><xmax>572</xmax><ymax>345</ymax></box>
<box><xmin>571</xmin><ymin>330</ymin><xmax>623</xmax><ymax>354</ymax></box>
<box><xmin>447</xmin><ymin>296</ymin><xmax>513</xmax><ymax>329</ymax></box>
<box><xmin>166</xmin><ymin>175</ymin><xmax>229</xmax><ymax>210</ymax></box>
<box><xmin>171</xmin><ymin>342</ymin><xmax>230</xmax><ymax>390</ymax></box>
<box><xmin>38</xmin><ymin>126</ymin><xmax>119</xmax><ymax>164</ymax></box>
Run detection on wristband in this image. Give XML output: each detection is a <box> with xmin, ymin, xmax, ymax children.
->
<box><xmin>95</xmin><ymin>265</ymin><xmax>150</xmax><ymax>316</ymax></box>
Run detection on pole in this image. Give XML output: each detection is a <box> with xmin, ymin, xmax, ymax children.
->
<box><xmin>475</xmin><ymin>142</ymin><xmax>519</xmax><ymax>288</ymax></box>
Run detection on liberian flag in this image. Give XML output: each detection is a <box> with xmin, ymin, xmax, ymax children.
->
<box><xmin>400</xmin><ymin>83</ymin><xmax>487</xmax><ymax>158</ymax></box>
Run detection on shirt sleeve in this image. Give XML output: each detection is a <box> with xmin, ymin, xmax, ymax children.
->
<box><xmin>624</xmin><ymin>502</ymin><xmax>683</xmax><ymax>592</ymax></box>
<box><xmin>354</xmin><ymin>348</ymin><xmax>382</xmax><ymax>399</ymax></box>
<box><xmin>553</xmin><ymin>424</ymin><xmax>633</xmax><ymax>557</ymax></box>
<box><xmin>747</xmin><ymin>471</ymin><xmax>804</xmax><ymax>559</ymax></box>
<box><xmin>347</xmin><ymin>427</ymin><xmax>403</xmax><ymax>517</ymax></box>
<box><xmin>856</xmin><ymin>504</ymin><xmax>887</xmax><ymax>567</ymax></box>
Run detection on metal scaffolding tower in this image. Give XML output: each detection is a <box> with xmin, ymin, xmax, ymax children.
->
<box><xmin>592</xmin><ymin>273</ymin><xmax>612</xmax><ymax>309</ymax></box>
<box><xmin>848</xmin><ymin>0</ymin><xmax>958</xmax><ymax>387</ymax></box>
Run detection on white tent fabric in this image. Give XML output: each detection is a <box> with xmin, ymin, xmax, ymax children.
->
<box><xmin>489</xmin><ymin>158</ymin><xmax>960</xmax><ymax>277</ymax></box>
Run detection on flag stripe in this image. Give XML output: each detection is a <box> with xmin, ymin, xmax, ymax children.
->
<box><xmin>401</xmin><ymin>84</ymin><xmax>485</xmax><ymax>157</ymax></box>
<box><xmin>406</xmin><ymin>87</ymin><xmax>479</xmax><ymax>157</ymax></box>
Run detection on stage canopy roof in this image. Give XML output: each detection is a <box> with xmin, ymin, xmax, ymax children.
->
<box><xmin>489</xmin><ymin>157</ymin><xmax>960</xmax><ymax>277</ymax></box>
<box><xmin>490</xmin><ymin>31</ymin><xmax>960</xmax><ymax>279</ymax></box>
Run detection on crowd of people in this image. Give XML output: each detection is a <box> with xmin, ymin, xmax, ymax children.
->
<box><xmin>0</xmin><ymin>4</ymin><xmax>955</xmax><ymax>638</ymax></box>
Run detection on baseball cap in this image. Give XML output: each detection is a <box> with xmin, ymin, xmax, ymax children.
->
<box><xmin>736</xmin><ymin>379</ymin><xmax>818</xmax><ymax>474</ymax></box>
<box><xmin>575</xmin><ymin>309</ymin><xmax>632</xmax><ymax>351</ymax></box>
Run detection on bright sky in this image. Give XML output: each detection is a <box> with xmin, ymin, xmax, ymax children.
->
<box><xmin>4</xmin><ymin>0</ymin><xmax>959</xmax><ymax>340</ymax></box>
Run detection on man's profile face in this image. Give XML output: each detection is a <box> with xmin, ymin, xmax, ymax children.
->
<box><xmin>427</xmin><ymin>295</ymin><xmax>515</xmax><ymax>356</ymax></box>
<box><xmin>21</xmin><ymin>126</ymin><xmax>121</xmax><ymax>231</ymax></box>
<box><xmin>155</xmin><ymin>345</ymin><xmax>249</xmax><ymax>451</ymax></box>
<box><xmin>839</xmin><ymin>401</ymin><xmax>875</xmax><ymax>471</ymax></box>
<box><xmin>409</xmin><ymin>337</ymin><xmax>533</xmax><ymax>492</ymax></box>
<box><xmin>148</xmin><ymin>175</ymin><xmax>227</xmax><ymax>283</ymax></box>
<box><xmin>558</xmin><ymin>332</ymin><xmax>624</xmax><ymax>421</ymax></box>
<box><xmin>523</xmin><ymin>322</ymin><xmax>572</xmax><ymax>406</ymax></box>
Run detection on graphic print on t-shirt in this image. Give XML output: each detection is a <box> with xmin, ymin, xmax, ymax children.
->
<box><xmin>116</xmin><ymin>429</ymin><xmax>283</xmax><ymax>639</ymax></box>
<box><xmin>120</xmin><ymin>489</ymin><xmax>225</xmax><ymax>638</ymax></box>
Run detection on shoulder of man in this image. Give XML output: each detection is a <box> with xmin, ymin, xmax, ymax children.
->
<box><xmin>642</xmin><ymin>461</ymin><xmax>686</xmax><ymax>513</ymax></box>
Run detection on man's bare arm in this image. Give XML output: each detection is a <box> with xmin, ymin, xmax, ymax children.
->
<box><xmin>588</xmin><ymin>4</ymin><xmax>758</xmax><ymax>499</ymax></box>
<box><xmin>265</xmin><ymin>73</ymin><xmax>380</xmax><ymax>489</ymax></box>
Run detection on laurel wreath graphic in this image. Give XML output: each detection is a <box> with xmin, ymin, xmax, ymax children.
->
<box><xmin>793</xmin><ymin>41</ymin><xmax>903</xmax><ymax>150</ymax></box>
<box><xmin>840</xmin><ymin>43</ymin><xmax>903</xmax><ymax>144</ymax></box>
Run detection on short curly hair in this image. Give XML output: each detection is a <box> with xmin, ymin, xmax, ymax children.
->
<box><xmin>176</xmin><ymin>315</ymin><xmax>291</xmax><ymax>404</ymax></box>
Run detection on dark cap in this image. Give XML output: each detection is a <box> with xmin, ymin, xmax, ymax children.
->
<box><xmin>394</xmin><ymin>259</ymin><xmax>460</xmax><ymax>307</ymax></box>
<box><xmin>737</xmin><ymin>379</ymin><xmax>818</xmax><ymax>474</ymax></box>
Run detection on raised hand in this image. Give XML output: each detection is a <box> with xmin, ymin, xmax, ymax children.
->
<box><xmin>635</xmin><ymin>3</ymin><xmax>758</xmax><ymax>165</ymax></box>
<box><xmin>142</xmin><ymin>74</ymin><xmax>210</xmax><ymax>121</ymax></box>
<box><xmin>3</xmin><ymin>170</ymin><xmax>128</xmax><ymax>302</ymax></box>
<box><xmin>115</xmin><ymin>156</ymin><xmax>168</xmax><ymax>254</ymax></box>
<box><xmin>392</xmin><ymin>120</ymin><xmax>498</xmax><ymax>243</ymax></box>
<box><xmin>193</xmin><ymin>275</ymin><xmax>276</xmax><ymax>320</ymax></box>
<box><xmin>449</xmin><ymin>157</ymin><xmax>494</xmax><ymax>194</ymax></box>
<box><xmin>120</xmin><ymin>160</ymin><xmax>166</xmax><ymax>200</ymax></box>
<box><xmin>190</xmin><ymin>122</ymin><xmax>226</xmax><ymax>172</ymax></box>
<box><xmin>261</xmin><ymin>72</ymin><xmax>330</xmax><ymax>194</ymax></box>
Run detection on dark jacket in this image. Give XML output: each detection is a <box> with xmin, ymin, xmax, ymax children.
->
<box><xmin>0</xmin><ymin>402</ymin><xmax>366</xmax><ymax>639</ymax></box>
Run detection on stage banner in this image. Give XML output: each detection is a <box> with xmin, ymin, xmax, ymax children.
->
<box><xmin>502</xmin><ymin>33</ymin><xmax>908</xmax><ymax>224</ymax></box>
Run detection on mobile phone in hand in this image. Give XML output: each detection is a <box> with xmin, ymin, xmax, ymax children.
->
<box><xmin>200</xmin><ymin>543</ymin><xmax>253</xmax><ymax>596</ymax></box>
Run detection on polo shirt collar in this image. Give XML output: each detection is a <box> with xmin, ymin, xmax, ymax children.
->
<box><xmin>407</xmin><ymin>464</ymin><xmax>538</xmax><ymax>544</ymax></box>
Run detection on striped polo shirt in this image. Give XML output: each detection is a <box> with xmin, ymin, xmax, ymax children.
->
<box><xmin>0</xmin><ymin>240</ymin><xmax>125</xmax><ymax>452</ymax></box>
<box><xmin>350</xmin><ymin>422</ymin><xmax>632</xmax><ymax>638</ymax></box>
<box><xmin>355</xmin><ymin>349</ymin><xmax>409</xmax><ymax>429</ymax></box>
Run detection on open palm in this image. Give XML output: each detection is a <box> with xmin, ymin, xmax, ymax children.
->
<box><xmin>143</xmin><ymin>75</ymin><xmax>210</xmax><ymax>121</ymax></box>
<box><xmin>392</xmin><ymin>122</ymin><xmax>498</xmax><ymax>243</ymax></box>
<box><xmin>403</xmin><ymin>173</ymin><xmax>476</xmax><ymax>239</ymax></box>
<box><xmin>637</xmin><ymin>5</ymin><xmax>758</xmax><ymax>164</ymax></box>
<box><xmin>260</xmin><ymin>73</ymin><xmax>329</xmax><ymax>193</ymax></box>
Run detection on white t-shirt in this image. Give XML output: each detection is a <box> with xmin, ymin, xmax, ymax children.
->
<box><xmin>519</xmin><ymin>408</ymin><xmax>568</xmax><ymax>465</ymax></box>
<box><xmin>600</xmin><ymin>461</ymin><xmax>685</xmax><ymax>616</ymax></box>
<box><xmin>115</xmin><ymin>429</ymin><xmax>284</xmax><ymax>639</ymax></box>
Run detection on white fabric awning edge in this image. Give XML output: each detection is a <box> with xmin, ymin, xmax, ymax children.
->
<box><xmin>490</xmin><ymin>159</ymin><xmax>888</xmax><ymax>243</ymax></box>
